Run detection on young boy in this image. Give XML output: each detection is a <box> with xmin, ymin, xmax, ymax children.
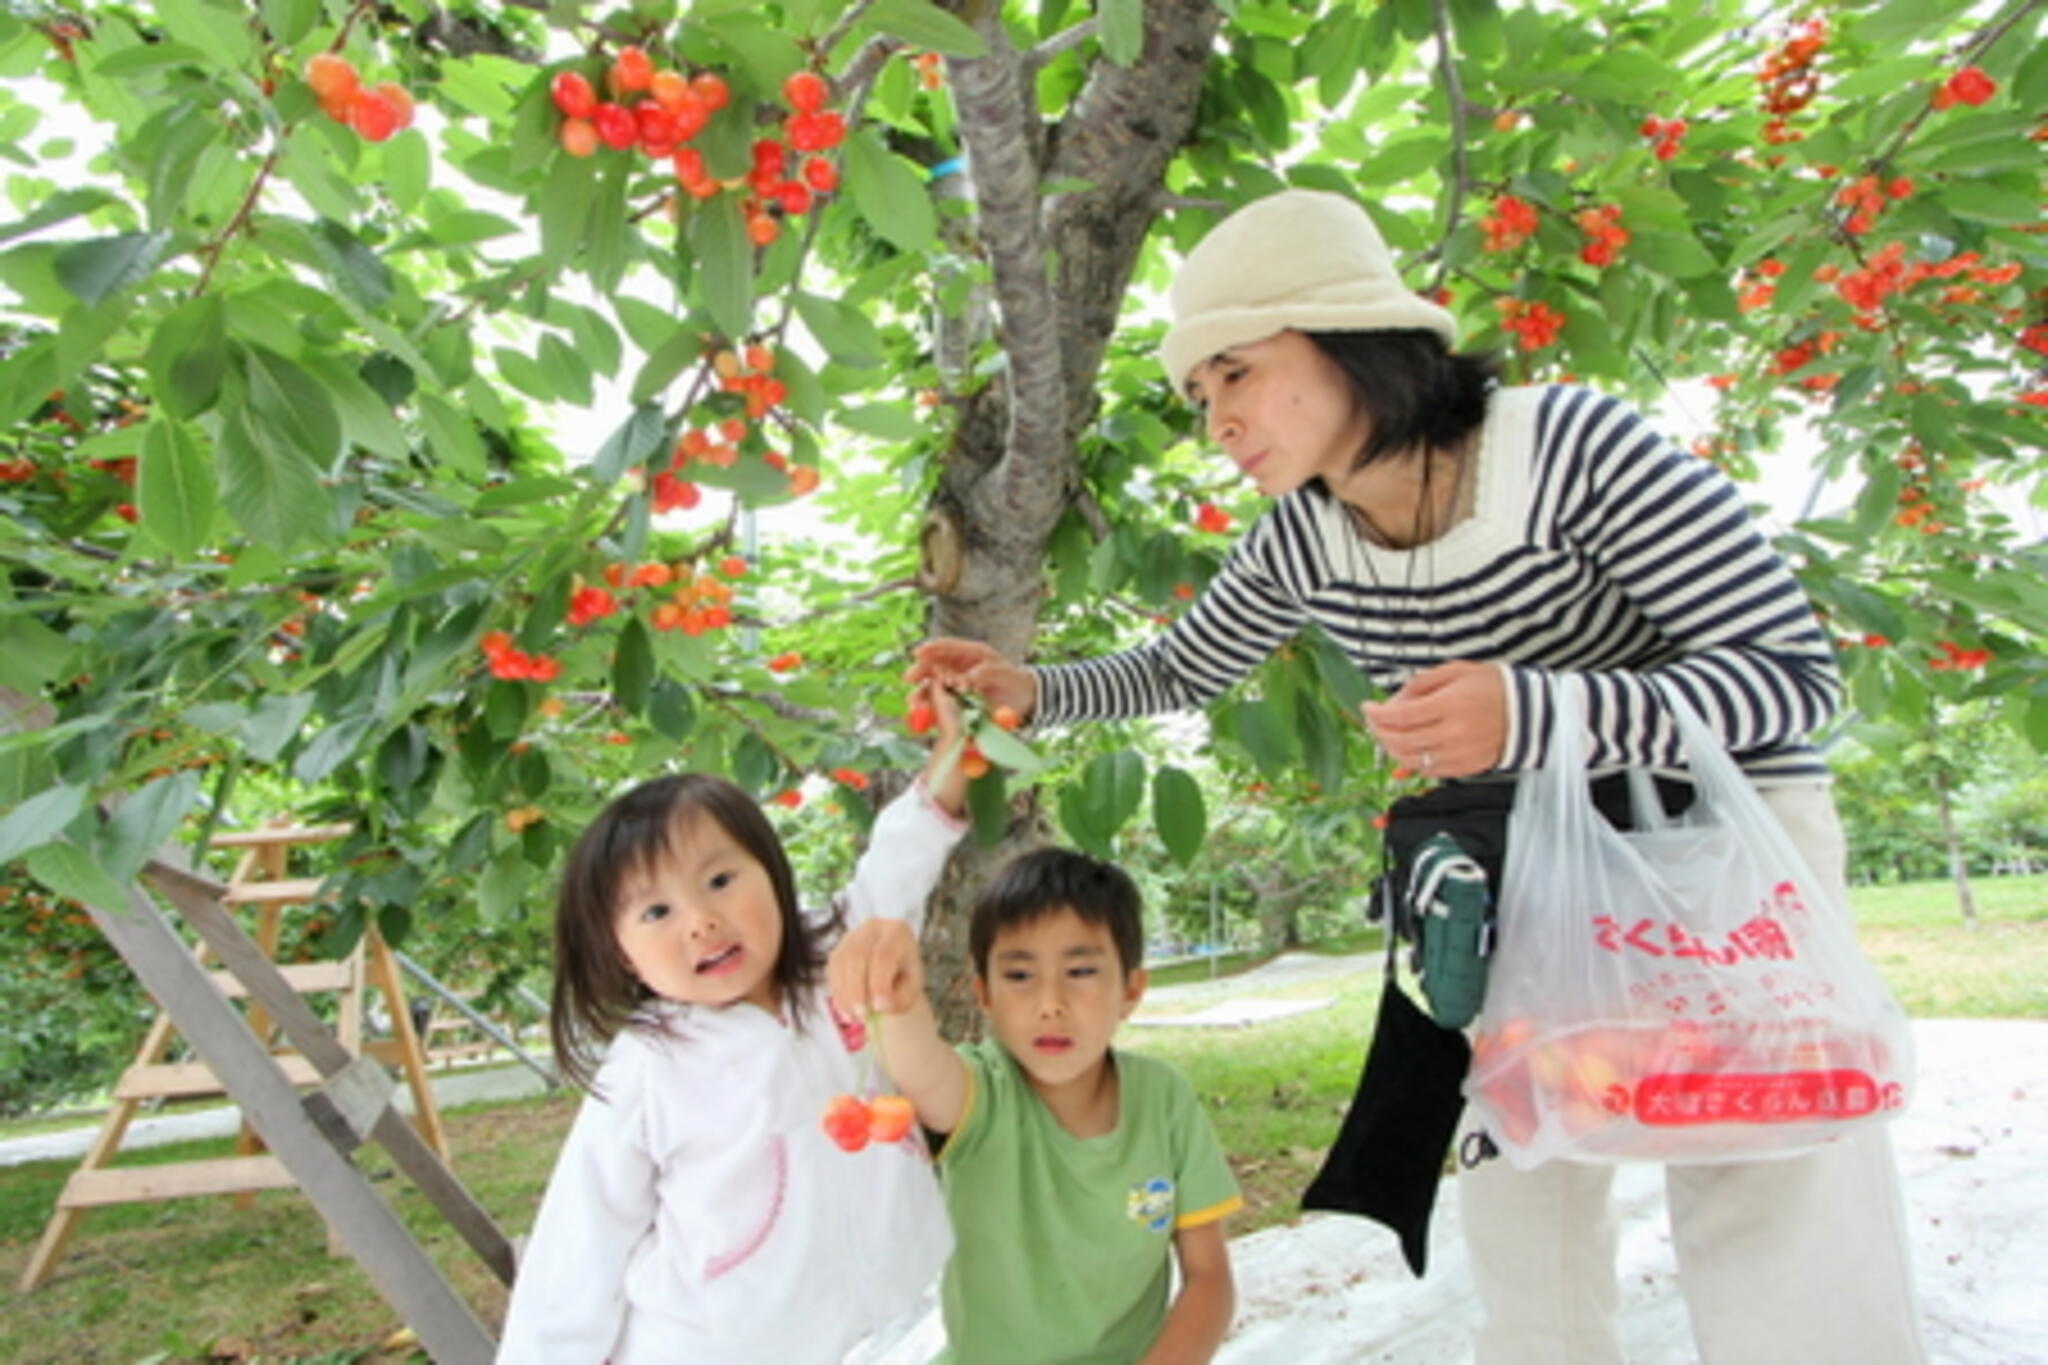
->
<box><xmin>828</xmin><ymin>846</ymin><xmax>1240</xmax><ymax>1363</ymax></box>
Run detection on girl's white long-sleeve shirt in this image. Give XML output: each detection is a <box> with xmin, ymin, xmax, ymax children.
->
<box><xmin>497</xmin><ymin>785</ymin><xmax>964</xmax><ymax>1364</ymax></box>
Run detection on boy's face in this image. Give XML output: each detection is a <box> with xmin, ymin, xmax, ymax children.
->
<box><xmin>973</xmin><ymin>905</ymin><xmax>1146</xmax><ymax>1094</ymax></box>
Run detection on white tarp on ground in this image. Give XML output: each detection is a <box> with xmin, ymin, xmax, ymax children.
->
<box><xmin>9</xmin><ymin>961</ymin><xmax>2040</xmax><ymax>1362</ymax></box>
<box><xmin>864</xmin><ymin>1016</ymin><xmax>2046</xmax><ymax>1365</ymax></box>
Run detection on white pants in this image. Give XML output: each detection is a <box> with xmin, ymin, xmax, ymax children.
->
<box><xmin>1457</xmin><ymin>782</ymin><xmax>1927</xmax><ymax>1364</ymax></box>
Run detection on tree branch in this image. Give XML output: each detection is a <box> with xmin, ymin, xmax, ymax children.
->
<box><xmin>1429</xmin><ymin>0</ymin><xmax>1471</xmax><ymax>289</ymax></box>
<box><xmin>1025</xmin><ymin>18</ymin><xmax>1098</xmax><ymax>75</ymax></box>
<box><xmin>949</xmin><ymin>16</ymin><xmax>1069</xmax><ymax>495</ymax></box>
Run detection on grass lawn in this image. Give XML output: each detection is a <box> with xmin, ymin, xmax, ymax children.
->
<box><xmin>1</xmin><ymin>873</ymin><xmax>2040</xmax><ymax>1361</ymax></box>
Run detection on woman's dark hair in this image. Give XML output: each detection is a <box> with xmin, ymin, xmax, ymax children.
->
<box><xmin>968</xmin><ymin>846</ymin><xmax>1145</xmax><ymax>980</ymax></box>
<box><xmin>1304</xmin><ymin>329</ymin><xmax>1500</xmax><ymax>469</ymax></box>
<box><xmin>548</xmin><ymin>773</ymin><xmax>815</xmax><ymax>1090</ymax></box>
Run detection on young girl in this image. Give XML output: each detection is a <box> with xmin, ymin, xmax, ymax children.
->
<box><xmin>497</xmin><ymin>687</ymin><xmax>969</xmax><ymax>1364</ymax></box>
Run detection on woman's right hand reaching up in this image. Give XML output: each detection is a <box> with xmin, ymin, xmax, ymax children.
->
<box><xmin>908</xmin><ymin>637</ymin><xmax>1038</xmax><ymax>723</ymax></box>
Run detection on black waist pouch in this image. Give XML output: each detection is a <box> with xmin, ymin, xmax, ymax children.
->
<box><xmin>1300</xmin><ymin>775</ymin><xmax>1692</xmax><ymax>1276</ymax></box>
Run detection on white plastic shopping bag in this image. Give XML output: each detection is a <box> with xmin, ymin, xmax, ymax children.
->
<box><xmin>1463</xmin><ymin>675</ymin><xmax>1913</xmax><ymax>1168</ymax></box>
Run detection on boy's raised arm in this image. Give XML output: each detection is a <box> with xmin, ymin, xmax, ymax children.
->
<box><xmin>826</xmin><ymin>918</ymin><xmax>969</xmax><ymax>1133</ymax></box>
<box><xmin>1138</xmin><ymin>1220</ymin><xmax>1235</xmax><ymax>1364</ymax></box>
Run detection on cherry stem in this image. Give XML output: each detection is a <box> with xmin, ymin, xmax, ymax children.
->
<box><xmin>866</xmin><ymin>1006</ymin><xmax>891</xmax><ymax>1090</ymax></box>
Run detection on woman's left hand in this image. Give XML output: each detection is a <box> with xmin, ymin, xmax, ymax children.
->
<box><xmin>1360</xmin><ymin>659</ymin><xmax>1506</xmax><ymax>780</ymax></box>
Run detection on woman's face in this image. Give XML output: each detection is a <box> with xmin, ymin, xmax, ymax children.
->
<box><xmin>1183</xmin><ymin>331</ymin><xmax>1370</xmax><ymax>498</ymax></box>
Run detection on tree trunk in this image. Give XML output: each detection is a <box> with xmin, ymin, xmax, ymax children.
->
<box><xmin>915</xmin><ymin>3</ymin><xmax>1222</xmax><ymax>1037</ymax></box>
<box><xmin>1930</xmin><ymin>765</ymin><xmax>1980</xmax><ymax>929</ymax></box>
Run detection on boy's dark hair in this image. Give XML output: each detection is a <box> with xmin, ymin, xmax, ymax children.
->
<box><xmin>548</xmin><ymin>773</ymin><xmax>816</xmax><ymax>1090</ymax></box>
<box><xmin>968</xmin><ymin>846</ymin><xmax>1144</xmax><ymax>979</ymax></box>
<box><xmin>1305</xmin><ymin>329</ymin><xmax>1500</xmax><ymax>469</ymax></box>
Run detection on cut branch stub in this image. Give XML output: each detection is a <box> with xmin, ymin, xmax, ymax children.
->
<box><xmin>917</xmin><ymin>506</ymin><xmax>966</xmax><ymax>595</ymax></box>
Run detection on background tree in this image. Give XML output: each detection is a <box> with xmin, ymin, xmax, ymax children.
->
<box><xmin>1</xmin><ymin>0</ymin><xmax>2042</xmax><ymax>1047</ymax></box>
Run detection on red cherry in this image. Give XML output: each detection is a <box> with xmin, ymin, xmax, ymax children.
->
<box><xmin>802</xmin><ymin>156</ymin><xmax>838</xmax><ymax>193</ymax></box>
<box><xmin>907</xmin><ymin>702</ymin><xmax>935</xmax><ymax>735</ymax></box>
<box><xmin>348</xmin><ymin>89</ymin><xmax>403</xmax><ymax>142</ymax></box>
<box><xmin>610</xmin><ymin>45</ymin><xmax>654</xmax><ymax>94</ymax></box>
<box><xmin>691</xmin><ymin>72</ymin><xmax>730</xmax><ymax>111</ymax></box>
<box><xmin>559</xmin><ymin>118</ymin><xmax>599</xmax><ymax>157</ymax></box>
<box><xmin>370</xmin><ymin>82</ymin><xmax>414</xmax><ymax>131</ymax></box>
<box><xmin>777</xmin><ymin>181</ymin><xmax>813</xmax><ymax>216</ymax></box>
<box><xmin>666</xmin><ymin>89</ymin><xmax>709</xmax><ymax>141</ymax></box>
<box><xmin>305</xmin><ymin>53</ymin><xmax>359</xmax><ymax>106</ymax></box>
<box><xmin>551</xmin><ymin>70</ymin><xmax>598</xmax><ymax>119</ymax></box>
<box><xmin>649</xmin><ymin>70</ymin><xmax>689</xmax><ymax>108</ymax></box>
<box><xmin>634</xmin><ymin>99</ymin><xmax>678</xmax><ymax>146</ymax></box>
<box><xmin>594</xmin><ymin>103</ymin><xmax>637</xmax><ymax>150</ymax></box>
<box><xmin>867</xmin><ymin>1094</ymin><xmax>915</xmax><ymax>1143</ymax></box>
<box><xmin>822</xmin><ymin>1094</ymin><xmax>872</xmax><ymax>1152</ymax></box>
<box><xmin>783</xmin><ymin>70</ymin><xmax>829</xmax><ymax>114</ymax></box>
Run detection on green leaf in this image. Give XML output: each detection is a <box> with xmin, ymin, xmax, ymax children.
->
<box><xmin>25</xmin><ymin>840</ymin><xmax>129</xmax><ymax>916</ymax></box>
<box><xmin>310</xmin><ymin>219</ymin><xmax>394</xmax><ymax>311</ymax></box>
<box><xmin>1234</xmin><ymin>695</ymin><xmax>1297</xmax><ymax>778</ymax></box>
<box><xmin>836</xmin><ymin>403</ymin><xmax>927</xmax><ymax>441</ymax></box>
<box><xmin>1152</xmin><ymin>765</ymin><xmax>1207</xmax><ymax>867</ymax></box>
<box><xmin>649</xmin><ymin>680</ymin><xmax>696</xmax><ymax>741</ymax></box>
<box><xmin>540</xmin><ymin>332</ymin><xmax>593</xmax><ymax>408</ymax></box>
<box><xmin>1362</xmin><ymin>133</ymin><xmax>1448</xmax><ymax>186</ymax></box>
<box><xmin>863</xmin><ymin>0</ymin><xmax>988</xmax><ymax>56</ymax></box>
<box><xmin>259</xmin><ymin>0</ymin><xmax>319</xmax><ymax>45</ymax></box>
<box><xmin>592</xmin><ymin>402</ymin><xmax>668</xmax><ymax>484</ymax></box>
<box><xmin>1297</xmin><ymin>690</ymin><xmax>1347</xmax><ymax>795</ymax></box>
<box><xmin>139</xmin><ymin>419</ymin><xmax>216</xmax><ymax>558</ymax></box>
<box><xmin>1099</xmin><ymin>0</ymin><xmax>1144</xmax><ymax>65</ymax></box>
<box><xmin>1561</xmin><ymin>48</ymin><xmax>1679</xmax><ymax>102</ymax></box>
<box><xmin>242</xmin><ymin>345</ymin><xmax>342</xmax><ymax>466</ymax></box>
<box><xmin>1057</xmin><ymin>748</ymin><xmax>1149</xmax><ymax>858</ymax></box>
<box><xmin>0</xmin><ymin>187</ymin><xmax>116</xmax><ymax>247</ymax></box>
<box><xmin>1626</xmin><ymin>229</ymin><xmax>1717</xmax><ymax>279</ymax></box>
<box><xmin>301</xmin><ymin>351</ymin><xmax>409</xmax><ymax>461</ymax></box>
<box><xmin>241</xmin><ymin>693</ymin><xmax>316</xmax><ymax>762</ymax></box>
<box><xmin>417</xmin><ymin>392</ymin><xmax>487</xmax><ymax>482</ymax></box>
<box><xmin>845</xmin><ymin>128</ymin><xmax>936</xmax><ymax>253</ymax></box>
<box><xmin>55</xmin><ymin>232</ymin><xmax>173</xmax><ymax>306</ymax></box>
<box><xmin>537</xmin><ymin>152</ymin><xmax>599</xmax><ymax>273</ymax></box>
<box><xmin>968</xmin><ymin>766</ymin><xmax>1009</xmax><ymax>847</ymax></box>
<box><xmin>146</xmin><ymin>295</ymin><xmax>228</xmax><ymax>419</ymax></box>
<box><xmin>155</xmin><ymin>0</ymin><xmax>256</xmax><ymax>69</ymax></box>
<box><xmin>688</xmin><ymin>193</ymin><xmax>753</xmax><ymax>342</ymax></box>
<box><xmin>1944</xmin><ymin>179</ymin><xmax>2038</xmax><ymax>226</ymax></box>
<box><xmin>973</xmin><ymin>723</ymin><xmax>1044</xmax><ymax>775</ymax></box>
<box><xmin>0</xmin><ymin>613</ymin><xmax>72</xmax><ymax>694</ymax></box>
<box><xmin>0</xmin><ymin>783</ymin><xmax>86</xmax><ymax>863</ymax></box>
<box><xmin>215</xmin><ymin>406</ymin><xmax>332</xmax><ymax>551</ymax></box>
<box><xmin>633</xmin><ymin>327</ymin><xmax>702</xmax><ymax>403</ymax></box>
<box><xmin>294</xmin><ymin>715</ymin><xmax>375</xmax><ymax>783</ymax></box>
<box><xmin>477</xmin><ymin>853</ymin><xmax>530</xmax><ymax>922</ymax></box>
<box><xmin>793</xmin><ymin>290</ymin><xmax>886</xmax><ymax>366</ymax></box>
<box><xmin>614</xmin><ymin>617</ymin><xmax>654</xmax><ymax>715</ymax></box>
<box><xmin>102</xmin><ymin>771</ymin><xmax>200</xmax><ymax>882</ymax></box>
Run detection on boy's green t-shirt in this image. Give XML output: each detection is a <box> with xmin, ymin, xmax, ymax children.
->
<box><xmin>934</xmin><ymin>1039</ymin><xmax>1242</xmax><ymax>1364</ymax></box>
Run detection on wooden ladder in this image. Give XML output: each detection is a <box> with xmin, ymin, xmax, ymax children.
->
<box><xmin>19</xmin><ymin>820</ymin><xmax>450</xmax><ymax>1288</ymax></box>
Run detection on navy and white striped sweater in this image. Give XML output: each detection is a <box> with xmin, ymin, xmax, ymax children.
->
<box><xmin>1036</xmin><ymin>385</ymin><xmax>1841</xmax><ymax>783</ymax></box>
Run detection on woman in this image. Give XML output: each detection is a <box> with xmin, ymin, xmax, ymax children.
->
<box><xmin>911</xmin><ymin>188</ymin><xmax>1925</xmax><ymax>1363</ymax></box>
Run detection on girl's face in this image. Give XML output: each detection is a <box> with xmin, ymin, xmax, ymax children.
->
<box><xmin>612</xmin><ymin>812</ymin><xmax>786</xmax><ymax>1014</ymax></box>
<box><xmin>1182</xmin><ymin>330</ymin><xmax>1370</xmax><ymax>498</ymax></box>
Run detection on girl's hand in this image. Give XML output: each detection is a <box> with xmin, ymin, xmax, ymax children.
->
<box><xmin>827</xmin><ymin>919</ymin><xmax>926</xmax><ymax>1017</ymax></box>
<box><xmin>908</xmin><ymin>637</ymin><xmax>1038</xmax><ymax>722</ymax></box>
<box><xmin>915</xmin><ymin>680</ymin><xmax>970</xmax><ymax>818</ymax></box>
<box><xmin>1360</xmin><ymin>659</ymin><xmax>1507</xmax><ymax>779</ymax></box>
